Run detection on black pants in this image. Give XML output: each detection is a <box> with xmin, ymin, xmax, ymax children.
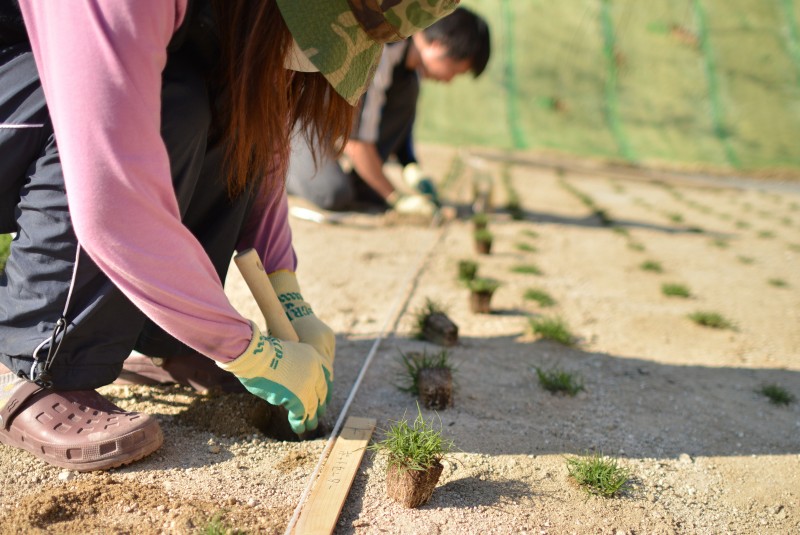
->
<box><xmin>0</xmin><ymin>44</ymin><xmax>254</xmax><ymax>390</ymax></box>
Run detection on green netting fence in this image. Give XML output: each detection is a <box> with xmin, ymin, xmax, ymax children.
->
<box><xmin>416</xmin><ymin>0</ymin><xmax>800</xmax><ymax>173</ymax></box>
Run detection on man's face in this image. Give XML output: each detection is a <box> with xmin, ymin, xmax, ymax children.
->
<box><xmin>416</xmin><ymin>40</ymin><xmax>472</xmax><ymax>83</ymax></box>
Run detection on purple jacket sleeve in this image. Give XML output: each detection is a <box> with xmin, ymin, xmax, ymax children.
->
<box><xmin>19</xmin><ymin>0</ymin><xmax>253</xmax><ymax>362</ymax></box>
<box><xmin>237</xmin><ymin>182</ymin><xmax>298</xmax><ymax>274</ymax></box>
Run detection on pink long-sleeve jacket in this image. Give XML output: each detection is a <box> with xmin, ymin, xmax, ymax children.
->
<box><xmin>19</xmin><ymin>0</ymin><xmax>296</xmax><ymax>362</ymax></box>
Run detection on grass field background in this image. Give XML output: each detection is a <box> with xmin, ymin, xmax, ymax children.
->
<box><xmin>417</xmin><ymin>0</ymin><xmax>800</xmax><ymax>174</ymax></box>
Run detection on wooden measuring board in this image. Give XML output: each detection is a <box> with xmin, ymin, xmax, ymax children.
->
<box><xmin>294</xmin><ymin>417</ymin><xmax>376</xmax><ymax>535</ymax></box>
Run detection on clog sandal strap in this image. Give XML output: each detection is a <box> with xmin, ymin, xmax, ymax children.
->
<box><xmin>0</xmin><ymin>381</ymin><xmax>43</xmax><ymax>430</ymax></box>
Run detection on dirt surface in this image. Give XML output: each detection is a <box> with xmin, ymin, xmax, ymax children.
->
<box><xmin>1</xmin><ymin>145</ymin><xmax>799</xmax><ymax>534</ymax></box>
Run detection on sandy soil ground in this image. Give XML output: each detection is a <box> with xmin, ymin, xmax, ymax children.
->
<box><xmin>1</xmin><ymin>145</ymin><xmax>798</xmax><ymax>534</ymax></box>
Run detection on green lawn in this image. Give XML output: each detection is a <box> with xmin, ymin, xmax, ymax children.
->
<box><xmin>417</xmin><ymin>0</ymin><xmax>800</xmax><ymax>174</ymax></box>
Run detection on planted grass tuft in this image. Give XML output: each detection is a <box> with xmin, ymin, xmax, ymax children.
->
<box><xmin>512</xmin><ymin>263</ymin><xmax>542</xmax><ymax>276</ymax></box>
<box><xmin>524</xmin><ymin>288</ymin><xmax>556</xmax><ymax>307</ymax></box>
<box><xmin>398</xmin><ymin>349</ymin><xmax>453</xmax><ymax>397</ymax></box>
<box><xmin>688</xmin><ymin>311</ymin><xmax>735</xmax><ymax>330</ymax></box>
<box><xmin>667</xmin><ymin>212</ymin><xmax>684</xmax><ymax>224</ymax></box>
<box><xmin>757</xmin><ymin>384</ymin><xmax>795</xmax><ymax>406</ymax></box>
<box><xmin>414</xmin><ymin>299</ymin><xmax>448</xmax><ymax>337</ymax></box>
<box><xmin>520</xmin><ymin>229</ymin><xmax>539</xmax><ymax>239</ymax></box>
<box><xmin>768</xmin><ymin>278</ymin><xmax>789</xmax><ymax>288</ymax></box>
<box><xmin>457</xmin><ymin>259</ymin><xmax>478</xmax><ymax>282</ymax></box>
<box><xmin>737</xmin><ymin>255</ymin><xmax>755</xmax><ymax>265</ymax></box>
<box><xmin>535</xmin><ymin>367</ymin><xmax>583</xmax><ymax>396</ymax></box>
<box><xmin>611</xmin><ymin>225</ymin><xmax>629</xmax><ymax>237</ymax></box>
<box><xmin>369</xmin><ymin>404</ymin><xmax>454</xmax><ymax>472</ymax></box>
<box><xmin>710</xmin><ymin>238</ymin><xmax>729</xmax><ymax>249</ymax></box>
<box><xmin>661</xmin><ymin>283</ymin><xmax>691</xmax><ymax>298</ymax></box>
<box><xmin>529</xmin><ymin>315</ymin><xmax>575</xmax><ymax>345</ymax></box>
<box><xmin>627</xmin><ymin>241</ymin><xmax>646</xmax><ymax>252</ymax></box>
<box><xmin>757</xmin><ymin>230</ymin><xmax>775</xmax><ymax>239</ymax></box>
<box><xmin>515</xmin><ymin>242</ymin><xmax>537</xmax><ymax>253</ymax></box>
<box><xmin>565</xmin><ymin>452</ymin><xmax>632</xmax><ymax>498</ymax></box>
<box><xmin>640</xmin><ymin>260</ymin><xmax>663</xmax><ymax>273</ymax></box>
<box><xmin>203</xmin><ymin>513</ymin><xmax>244</xmax><ymax>535</ymax></box>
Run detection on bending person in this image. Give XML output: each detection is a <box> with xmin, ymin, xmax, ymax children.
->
<box><xmin>0</xmin><ymin>0</ymin><xmax>459</xmax><ymax>471</ymax></box>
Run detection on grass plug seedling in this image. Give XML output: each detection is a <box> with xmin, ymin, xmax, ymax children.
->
<box><xmin>767</xmin><ymin>278</ymin><xmax>788</xmax><ymax>288</ymax></box>
<box><xmin>688</xmin><ymin>311</ymin><xmax>736</xmax><ymax>330</ymax></box>
<box><xmin>467</xmin><ymin>277</ymin><xmax>501</xmax><ymax>314</ymax></box>
<box><xmin>757</xmin><ymin>384</ymin><xmax>795</xmax><ymax>406</ymax></box>
<box><xmin>370</xmin><ymin>405</ymin><xmax>454</xmax><ymax>508</ymax></box>
<box><xmin>506</xmin><ymin>198</ymin><xmax>524</xmax><ymax>220</ymax></box>
<box><xmin>474</xmin><ymin>228</ymin><xmax>493</xmax><ymax>255</ymax></box>
<box><xmin>471</xmin><ymin>212</ymin><xmax>489</xmax><ymax>231</ymax></box>
<box><xmin>457</xmin><ymin>259</ymin><xmax>478</xmax><ymax>282</ymax></box>
<box><xmin>398</xmin><ymin>349</ymin><xmax>454</xmax><ymax>410</ymax></box>
<box><xmin>661</xmin><ymin>283</ymin><xmax>691</xmax><ymax>298</ymax></box>
<box><xmin>757</xmin><ymin>230</ymin><xmax>775</xmax><ymax>239</ymax></box>
<box><xmin>529</xmin><ymin>315</ymin><xmax>575</xmax><ymax>346</ymax></box>
<box><xmin>535</xmin><ymin>367</ymin><xmax>584</xmax><ymax>396</ymax></box>
<box><xmin>414</xmin><ymin>299</ymin><xmax>458</xmax><ymax>347</ymax></box>
<box><xmin>640</xmin><ymin>260</ymin><xmax>663</xmax><ymax>273</ymax></box>
<box><xmin>737</xmin><ymin>255</ymin><xmax>755</xmax><ymax>265</ymax></box>
<box><xmin>515</xmin><ymin>242</ymin><xmax>537</xmax><ymax>253</ymax></box>
<box><xmin>524</xmin><ymin>288</ymin><xmax>556</xmax><ymax>307</ymax></box>
<box><xmin>511</xmin><ymin>263</ymin><xmax>542</xmax><ymax>275</ymax></box>
<box><xmin>565</xmin><ymin>452</ymin><xmax>632</xmax><ymax>498</ymax></box>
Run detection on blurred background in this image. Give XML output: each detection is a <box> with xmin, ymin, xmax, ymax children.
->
<box><xmin>417</xmin><ymin>0</ymin><xmax>800</xmax><ymax>177</ymax></box>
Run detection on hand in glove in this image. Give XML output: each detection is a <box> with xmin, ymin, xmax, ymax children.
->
<box><xmin>387</xmin><ymin>191</ymin><xmax>438</xmax><ymax>217</ymax></box>
<box><xmin>402</xmin><ymin>163</ymin><xmax>440</xmax><ymax>206</ymax></box>
<box><xmin>217</xmin><ymin>322</ymin><xmax>332</xmax><ymax>434</ymax></box>
<box><xmin>268</xmin><ymin>271</ymin><xmax>335</xmax><ymax>364</ymax></box>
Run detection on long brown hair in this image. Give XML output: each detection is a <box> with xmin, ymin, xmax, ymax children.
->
<box><xmin>212</xmin><ymin>0</ymin><xmax>354</xmax><ymax>197</ymax></box>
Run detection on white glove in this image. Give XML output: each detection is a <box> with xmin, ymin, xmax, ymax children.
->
<box><xmin>402</xmin><ymin>163</ymin><xmax>440</xmax><ymax>205</ymax></box>
<box><xmin>388</xmin><ymin>192</ymin><xmax>437</xmax><ymax>217</ymax></box>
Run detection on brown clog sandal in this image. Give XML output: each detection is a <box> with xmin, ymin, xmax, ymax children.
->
<box><xmin>115</xmin><ymin>352</ymin><xmax>245</xmax><ymax>394</ymax></box>
<box><xmin>0</xmin><ymin>381</ymin><xmax>163</xmax><ymax>471</ymax></box>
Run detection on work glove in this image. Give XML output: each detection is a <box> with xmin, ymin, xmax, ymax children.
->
<box><xmin>217</xmin><ymin>322</ymin><xmax>332</xmax><ymax>434</ymax></box>
<box><xmin>268</xmin><ymin>271</ymin><xmax>335</xmax><ymax>364</ymax></box>
<box><xmin>387</xmin><ymin>191</ymin><xmax>438</xmax><ymax>218</ymax></box>
<box><xmin>402</xmin><ymin>163</ymin><xmax>440</xmax><ymax>206</ymax></box>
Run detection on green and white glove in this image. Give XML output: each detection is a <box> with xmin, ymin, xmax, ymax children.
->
<box><xmin>218</xmin><ymin>322</ymin><xmax>331</xmax><ymax>434</ymax></box>
<box><xmin>402</xmin><ymin>163</ymin><xmax>440</xmax><ymax>206</ymax></box>
<box><xmin>268</xmin><ymin>271</ymin><xmax>336</xmax><ymax>364</ymax></box>
<box><xmin>387</xmin><ymin>191</ymin><xmax>438</xmax><ymax>217</ymax></box>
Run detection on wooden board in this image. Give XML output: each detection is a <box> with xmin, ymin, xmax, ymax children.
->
<box><xmin>294</xmin><ymin>417</ymin><xmax>377</xmax><ymax>534</ymax></box>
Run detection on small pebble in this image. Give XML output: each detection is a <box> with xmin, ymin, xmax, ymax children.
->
<box><xmin>57</xmin><ymin>470</ymin><xmax>75</xmax><ymax>482</ymax></box>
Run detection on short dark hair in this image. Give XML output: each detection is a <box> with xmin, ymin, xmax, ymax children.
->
<box><xmin>422</xmin><ymin>6</ymin><xmax>491</xmax><ymax>77</ymax></box>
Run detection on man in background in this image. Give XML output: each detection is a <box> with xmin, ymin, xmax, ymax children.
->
<box><xmin>287</xmin><ymin>7</ymin><xmax>491</xmax><ymax>217</ymax></box>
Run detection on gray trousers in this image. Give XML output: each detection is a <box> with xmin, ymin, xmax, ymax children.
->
<box><xmin>0</xmin><ymin>44</ymin><xmax>254</xmax><ymax>390</ymax></box>
<box><xmin>286</xmin><ymin>131</ymin><xmax>385</xmax><ymax>211</ymax></box>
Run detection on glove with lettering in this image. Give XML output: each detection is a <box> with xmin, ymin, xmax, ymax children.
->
<box><xmin>268</xmin><ymin>271</ymin><xmax>335</xmax><ymax>365</ymax></box>
<box><xmin>217</xmin><ymin>322</ymin><xmax>331</xmax><ymax>434</ymax></box>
